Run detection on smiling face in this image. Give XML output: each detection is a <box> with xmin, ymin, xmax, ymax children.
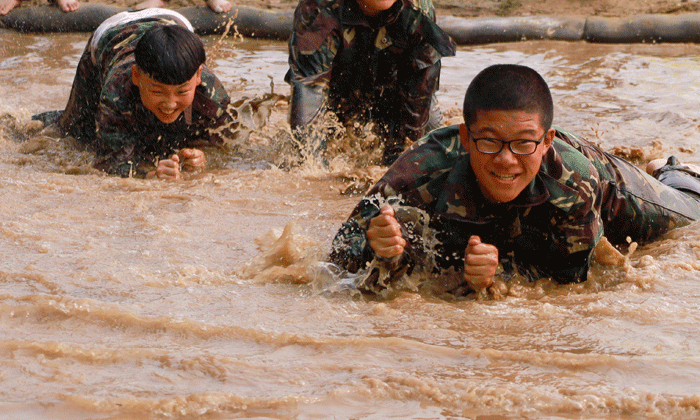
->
<box><xmin>131</xmin><ymin>64</ymin><xmax>202</xmax><ymax>124</ymax></box>
<box><xmin>460</xmin><ymin>109</ymin><xmax>555</xmax><ymax>203</ymax></box>
<box><xmin>356</xmin><ymin>0</ymin><xmax>397</xmax><ymax>16</ymax></box>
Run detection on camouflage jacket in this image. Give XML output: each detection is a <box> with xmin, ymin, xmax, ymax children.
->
<box><xmin>285</xmin><ymin>0</ymin><xmax>456</xmax><ymax>144</ymax></box>
<box><xmin>64</xmin><ymin>14</ymin><xmax>235</xmax><ymax>177</ymax></box>
<box><xmin>329</xmin><ymin>125</ymin><xmax>700</xmax><ymax>284</ymax></box>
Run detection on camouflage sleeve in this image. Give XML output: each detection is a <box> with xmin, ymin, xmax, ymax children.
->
<box><xmin>536</xmin><ymin>138</ymin><xmax>606</xmax><ymax>282</ymax></box>
<box><xmin>328</xmin><ymin>193</ymin><xmax>383</xmax><ymax>273</ymax></box>
<box><xmin>394</xmin><ymin>50</ymin><xmax>442</xmax><ymax>142</ymax></box>
<box><xmin>285</xmin><ymin>0</ymin><xmax>340</xmax><ymax>130</ymax></box>
<box><xmin>329</xmin><ymin>128</ymin><xmax>458</xmax><ymax>273</ymax></box>
<box><xmin>390</xmin><ymin>8</ymin><xmax>456</xmax><ymax>142</ymax></box>
<box><xmin>191</xmin><ymin>68</ymin><xmax>234</xmax><ymax>145</ymax></box>
<box><xmin>92</xmin><ymin>77</ymin><xmax>145</xmax><ymax>177</ymax></box>
<box><xmin>542</xmin><ymin>202</ymin><xmax>603</xmax><ymax>283</ymax></box>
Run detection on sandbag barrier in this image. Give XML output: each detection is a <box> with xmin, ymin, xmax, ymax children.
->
<box><xmin>3</xmin><ymin>4</ymin><xmax>700</xmax><ymax>44</ymax></box>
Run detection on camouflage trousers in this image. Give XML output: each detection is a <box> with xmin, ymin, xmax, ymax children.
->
<box><xmin>556</xmin><ymin>128</ymin><xmax>700</xmax><ymax>245</ymax></box>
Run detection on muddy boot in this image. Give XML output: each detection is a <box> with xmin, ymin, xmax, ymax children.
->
<box><xmin>652</xmin><ymin>156</ymin><xmax>700</xmax><ymax>199</ymax></box>
<box><xmin>32</xmin><ymin>110</ymin><xmax>64</xmax><ymax>127</ymax></box>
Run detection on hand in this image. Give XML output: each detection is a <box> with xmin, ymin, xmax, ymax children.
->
<box><xmin>366</xmin><ymin>204</ymin><xmax>407</xmax><ymax>259</ymax></box>
<box><xmin>178</xmin><ymin>148</ymin><xmax>206</xmax><ymax>173</ymax></box>
<box><xmin>464</xmin><ymin>235</ymin><xmax>499</xmax><ymax>291</ymax></box>
<box><xmin>147</xmin><ymin>154</ymin><xmax>182</xmax><ymax>181</ymax></box>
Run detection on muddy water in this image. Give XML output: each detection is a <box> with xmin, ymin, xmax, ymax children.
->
<box><xmin>2</xmin><ymin>29</ymin><xmax>700</xmax><ymax>419</ymax></box>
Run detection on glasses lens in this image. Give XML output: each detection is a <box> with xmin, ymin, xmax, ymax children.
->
<box><xmin>475</xmin><ymin>139</ymin><xmax>502</xmax><ymax>154</ymax></box>
<box><xmin>510</xmin><ymin>140</ymin><xmax>538</xmax><ymax>155</ymax></box>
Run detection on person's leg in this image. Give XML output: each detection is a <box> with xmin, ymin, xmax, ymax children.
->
<box><xmin>205</xmin><ymin>0</ymin><xmax>231</xmax><ymax>13</ymax></box>
<box><xmin>54</xmin><ymin>0</ymin><xmax>79</xmax><ymax>12</ymax></box>
<box><xmin>425</xmin><ymin>94</ymin><xmax>445</xmax><ymax>133</ymax></box>
<box><xmin>649</xmin><ymin>156</ymin><xmax>700</xmax><ymax>199</ymax></box>
<box><xmin>556</xmin><ymin>128</ymin><xmax>700</xmax><ymax>244</ymax></box>
<box><xmin>134</xmin><ymin>0</ymin><xmax>165</xmax><ymax>10</ymax></box>
<box><xmin>0</xmin><ymin>0</ymin><xmax>20</xmax><ymax>16</ymax></box>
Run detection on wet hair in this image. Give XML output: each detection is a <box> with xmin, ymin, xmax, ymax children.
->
<box><xmin>134</xmin><ymin>24</ymin><xmax>206</xmax><ymax>85</ymax></box>
<box><xmin>463</xmin><ymin>64</ymin><xmax>553</xmax><ymax>130</ymax></box>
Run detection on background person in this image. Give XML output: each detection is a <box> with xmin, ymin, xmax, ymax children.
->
<box><xmin>1</xmin><ymin>0</ymin><xmax>78</xmax><ymax>15</ymax></box>
<box><xmin>285</xmin><ymin>0</ymin><xmax>456</xmax><ymax>165</ymax></box>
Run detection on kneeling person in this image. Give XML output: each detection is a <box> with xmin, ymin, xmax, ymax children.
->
<box><xmin>55</xmin><ymin>9</ymin><xmax>236</xmax><ymax>179</ymax></box>
<box><xmin>329</xmin><ymin>64</ymin><xmax>700</xmax><ymax>293</ymax></box>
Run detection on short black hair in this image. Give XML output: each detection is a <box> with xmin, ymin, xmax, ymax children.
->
<box><xmin>463</xmin><ymin>64</ymin><xmax>553</xmax><ymax>130</ymax></box>
<box><xmin>134</xmin><ymin>24</ymin><xmax>206</xmax><ymax>85</ymax></box>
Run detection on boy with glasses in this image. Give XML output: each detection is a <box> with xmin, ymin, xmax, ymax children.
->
<box><xmin>329</xmin><ymin>64</ymin><xmax>700</xmax><ymax>294</ymax></box>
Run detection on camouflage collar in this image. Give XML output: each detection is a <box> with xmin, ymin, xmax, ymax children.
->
<box><xmin>434</xmin><ymin>152</ymin><xmax>552</xmax><ymax>223</ymax></box>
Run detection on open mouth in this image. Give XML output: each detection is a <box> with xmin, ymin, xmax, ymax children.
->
<box><xmin>493</xmin><ymin>172</ymin><xmax>517</xmax><ymax>181</ymax></box>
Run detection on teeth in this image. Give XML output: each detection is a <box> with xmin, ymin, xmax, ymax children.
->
<box><xmin>495</xmin><ymin>174</ymin><xmax>516</xmax><ymax>181</ymax></box>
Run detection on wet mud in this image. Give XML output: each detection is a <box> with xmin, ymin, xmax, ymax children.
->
<box><xmin>2</xmin><ymin>30</ymin><xmax>700</xmax><ymax>419</ymax></box>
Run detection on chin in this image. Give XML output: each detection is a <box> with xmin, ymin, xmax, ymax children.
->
<box><xmin>156</xmin><ymin>112</ymin><xmax>181</xmax><ymax>124</ymax></box>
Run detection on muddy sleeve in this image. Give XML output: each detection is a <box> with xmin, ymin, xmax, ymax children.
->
<box><xmin>285</xmin><ymin>0</ymin><xmax>340</xmax><ymax>130</ymax></box>
<box><xmin>394</xmin><ymin>46</ymin><xmax>443</xmax><ymax>142</ymax></box>
<box><xmin>91</xmin><ymin>91</ymin><xmax>146</xmax><ymax>177</ymax></box>
<box><xmin>392</xmin><ymin>15</ymin><xmax>456</xmax><ymax>142</ymax></box>
<box><xmin>328</xmin><ymin>195</ymin><xmax>383</xmax><ymax>273</ymax></box>
<box><xmin>192</xmin><ymin>70</ymin><xmax>236</xmax><ymax>145</ymax></box>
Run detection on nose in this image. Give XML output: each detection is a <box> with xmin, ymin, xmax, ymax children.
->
<box><xmin>492</xmin><ymin>144</ymin><xmax>519</xmax><ymax>165</ymax></box>
<box><xmin>162</xmin><ymin>93</ymin><xmax>178</xmax><ymax>109</ymax></box>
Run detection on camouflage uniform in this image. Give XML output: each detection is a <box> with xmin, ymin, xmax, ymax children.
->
<box><xmin>329</xmin><ymin>125</ymin><xmax>700</xmax><ymax>285</ymax></box>
<box><xmin>285</xmin><ymin>0</ymin><xmax>456</xmax><ymax>163</ymax></box>
<box><xmin>59</xmin><ymin>11</ymin><xmax>236</xmax><ymax>178</ymax></box>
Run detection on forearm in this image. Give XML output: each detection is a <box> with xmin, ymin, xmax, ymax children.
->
<box><xmin>396</xmin><ymin>61</ymin><xmax>441</xmax><ymax>141</ymax></box>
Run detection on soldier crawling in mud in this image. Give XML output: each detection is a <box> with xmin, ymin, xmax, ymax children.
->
<box><xmin>285</xmin><ymin>0</ymin><xmax>456</xmax><ymax>165</ymax></box>
<box><xmin>35</xmin><ymin>9</ymin><xmax>237</xmax><ymax>180</ymax></box>
<box><xmin>329</xmin><ymin>64</ymin><xmax>700</xmax><ymax>295</ymax></box>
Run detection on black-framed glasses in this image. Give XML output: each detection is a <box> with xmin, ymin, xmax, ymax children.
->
<box><xmin>466</xmin><ymin>126</ymin><xmax>546</xmax><ymax>156</ymax></box>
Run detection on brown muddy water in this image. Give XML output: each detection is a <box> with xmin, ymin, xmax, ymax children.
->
<box><xmin>2</xmin><ymin>30</ymin><xmax>700</xmax><ymax>419</ymax></box>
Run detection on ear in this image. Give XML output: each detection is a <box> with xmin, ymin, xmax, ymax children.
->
<box><xmin>458</xmin><ymin>124</ymin><xmax>471</xmax><ymax>151</ymax></box>
<box><xmin>541</xmin><ymin>127</ymin><xmax>556</xmax><ymax>153</ymax></box>
<box><xmin>194</xmin><ymin>65</ymin><xmax>203</xmax><ymax>86</ymax></box>
<box><xmin>131</xmin><ymin>64</ymin><xmax>140</xmax><ymax>87</ymax></box>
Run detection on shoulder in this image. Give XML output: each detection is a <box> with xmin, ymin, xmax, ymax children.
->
<box><xmin>100</xmin><ymin>65</ymin><xmax>137</xmax><ymax>111</ymax></box>
<box><xmin>371</xmin><ymin>125</ymin><xmax>464</xmax><ymax>197</ymax></box>
<box><xmin>293</xmin><ymin>0</ymin><xmax>342</xmax><ymax>27</ymax></box>
<box><xmin>396</xmin><ymin>0</ymin><xmax>455</xmax><ymax>56</ymax></box>
<box><xmin>402</xmin><ymin>0</ymin><xmax>435</xmax><ymax>19</ymax></box>
<box><xmin>405</xmin><ymin>125</ymin><xmax>464</xmax><ymax>162</ymax></box>
<box><xmin>192</xmin><ymin>66</ymin><xmax>230</xmax><ymax>118</ymax></box>
<box><xmin>539</xmin><ymin>129</ymin><xmax>602</xmax><ymax>213</ymax></box>
<box><xmin>291</xmin><ymin>0</ymin><xmax>342</xmax><ymax>52</ymax></box>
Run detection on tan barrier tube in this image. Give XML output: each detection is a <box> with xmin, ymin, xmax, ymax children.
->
<box><xmin>585</xmin><ymin>14</ymin><xmax>700</xmax><ymax>43</ymax></box>
<box><xmin>437</xmin><ymin>15</ymin><xmax>586</xmax><ymax>44</ymax></box>
<box><xmin>3</xmin><ymin>6</ymin><xmax>700</xmax><ymax>45</ymax></box>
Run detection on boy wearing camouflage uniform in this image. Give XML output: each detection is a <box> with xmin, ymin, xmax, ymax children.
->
<box><xmin>57</xmin><ymin>9</ymin><xmax>236</xmax><ymax>179</ymax></box>
<box><xmin>329</xmin><ymin>64</ymin><xmax>700</xmax><ymax>292</ymax></box>
<box><xmin>285</xmin><ymin>0</ymin><xmax>456</xmax><ymax>164</ymax></box>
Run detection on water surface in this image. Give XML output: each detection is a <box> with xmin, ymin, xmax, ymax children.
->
<box><xmin>1</xmin><ymin>30</ymin><xmax>700</xmax><ymax>419</ymax></box>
